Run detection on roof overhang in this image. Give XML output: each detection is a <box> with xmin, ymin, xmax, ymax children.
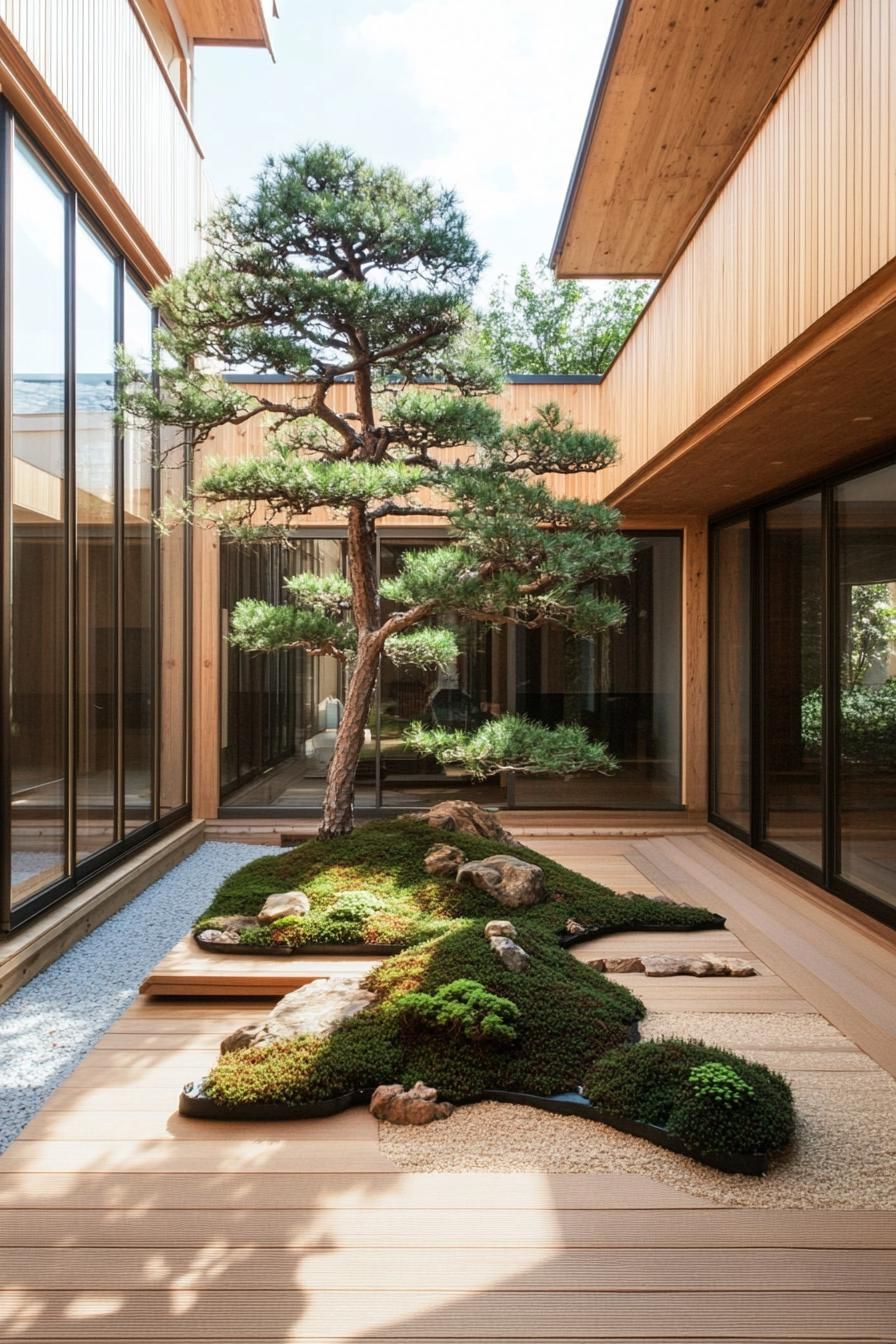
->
<box><xmin>552</xmin><ymin>0</ymin><xmax>834</xmax><ymax>279</ymax></box>
<box><xmin>173</xmin><ymin>0</ymin><xmax>276</xmax><ymax>53</ymax></box>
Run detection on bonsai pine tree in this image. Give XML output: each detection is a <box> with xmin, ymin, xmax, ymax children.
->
<box><xmin>119</xmin><ymin>145</ymin><xmax>633</xmax><ymax>838</ymax></box>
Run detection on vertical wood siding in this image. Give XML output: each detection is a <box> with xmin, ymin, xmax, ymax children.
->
<box><xmin>0</xmin><ymin>0</ymin><xmax>201</xmax><ymax>272</ymax></box>
<box><xmin>593</xmin><ymin>0</ymin><xmax>896</xmax><ymax>499</ymax></box>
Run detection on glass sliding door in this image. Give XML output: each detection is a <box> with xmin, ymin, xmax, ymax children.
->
<box><xmin>121</xmin><ymin>279</ymin><xmax>155</xmax><ymax>833</ymax></box>
<box><xmin>710</xmin><ymin>519</ymin><xmax>751</xmax><ymax>834</ymax></box>
<box><xmin>835</xmin><ymin>463</ymin><xmax>896</xmax><ymax>911</ymax></box>
<box><xmin>514</xmin><ymin>534</ymin><xmax>682</xmax><ymax>807</ymax></box>
<box><xmin>710</xmin><ymin>454</ymin><xmax>896</xmax><ymax>925</ymax></box>
<box><xmin>9</xmin><ymin>139</ymin><xmax>69</xmax><ymax>904</ymax></box>
<box><xmin>74</xmin><ymin>219</ymin><xmax>117</xmax><ymax>861</ymax></box>
<box><xmin>763</xmin><ymin>493</ymin><xmax>824</xmax><ymax>870</ymax></box>
<box><xmin>378</xmin><ymin>539</ymin><xmax>508</xmax><ymax>809</ymax></box>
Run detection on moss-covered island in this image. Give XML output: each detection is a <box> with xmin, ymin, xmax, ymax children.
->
<box><xmin>184</xmin><ymin>818</ymin><xmax>795</xmax><ymax>1171</ymax></box>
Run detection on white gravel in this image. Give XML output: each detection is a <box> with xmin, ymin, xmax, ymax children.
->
<box><xmin>380</xmin><ymin>1011</ymin><xmax>896</xmax><ymax>1209</ymax></box>
<box><xmin>0</xmin><ymin>840</ymin><xmax>267</xmax><ymax>1152</ymax></box>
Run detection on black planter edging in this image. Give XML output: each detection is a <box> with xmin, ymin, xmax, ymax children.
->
<box><xmin>192</xmin><ymin>931</ymin><xmax>404</xmax><ymax>957</ymax></box>
<box><xmin>558</xmin><ymin>914</ymin><xmax>726</xmax><ymax>949</ymax></box>
<box><xmin>192</xmin><ymin>914</ymin><xmax>726</xmax><ymax>958</ymax></box>
<box><xmin>178</xmin><ymin>1080</ymin><xmax>769</xmax><ymax>1175</ymax></box>
<box><xmin>179</xmin><ymin>1080</ymin><xmax>372</xmax><ymax>1121</ymax></box>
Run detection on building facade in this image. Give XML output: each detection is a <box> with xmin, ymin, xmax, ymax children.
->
<box><xmin>0</xmin><ymin>0</ymin><xmax>273</xmax><ymax>933</ymax></box>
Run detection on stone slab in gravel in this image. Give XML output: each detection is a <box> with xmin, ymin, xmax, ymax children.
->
<box><xmin>0</xmin><ymin>840</ymin><xmax>270</xmax><ymax>1153</ymax></box>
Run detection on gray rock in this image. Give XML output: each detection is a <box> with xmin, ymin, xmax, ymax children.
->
<box><xmin>489</xmin><ymin>935</ymin><xmax>531</xmax><ymax>972</ymax></box>
<box><xmin>588</xmin><ymin>955</ymin><xmax>645</xmax><ymax>973</ymax></box>
<box><xmin>258</xmin><ymin>890</ymin><xmax>311</xmax><ymax>924</ymax></box>
<box><xmin>701</xmin><ymin>953</ymin><xmax>757</xmax><ymax>977</ymax></box>
<box><xmin>220</xmin><ymin>976</ymin><xmax>374</xmax><ymax>1053</ymax></box>
<box><xmin>565</xmin><ymin>919</ymin><xmax>586</xmax><ymax>936</ymax></box>
<box><xmin>370</xmin><ymin>1081</ymin><xmax>454</xmax><ymax>1126</ymax></box>
<box><xmin>407</xmin><ymin>800</ymin><xmax>517</xmax><ymax>845</ymax></box>
<box><xmin>423</xmin><ymin>843</ymin><xmax>465</xmax><ymax>877</ymax></box>
<box><xmin>197</xmin><ymin>927</ymin><xmax>241</xmax><ymax>945</ymax></box>
<box><xmin>484</xmin><ymin>919</ymin><xmax>518</xmax><ymax>939</ymax></box>
<box><xmin>457</xmin><ymin>854</ymin><xmax>546</xmax><ymax>908</ymax></box>
<box><xmin>206</xmin><ymin>915</ymin><xmax>261</xmax><ymax>931</ymax></box>
<box><xmin>641</xmin><ymin>954</ymin><xmax>713</xmax><ymax>977</ymax></box>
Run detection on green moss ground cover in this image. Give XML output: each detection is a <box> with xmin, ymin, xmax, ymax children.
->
<box><xmin>195</xmin><ymin>818</ymin><xmax>724</xmax><ymax>949</ymax></box>
<box><xmin>195</xmin><ymin>819</ymin><xmax>795</xmax><ymax>1163</ymax></box>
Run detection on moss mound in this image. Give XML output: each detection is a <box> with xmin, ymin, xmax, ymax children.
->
<box><xmin>197</xmin><ymin>818</ymin><xmax>790</xmax><ymax>1163</ymax></box>
<box><xmin>196</xmin><ymin>818</ymin><xmax>723</xmax><ymax>949</ymax></box>
<box><xmin>584</xmin><ymin>1038</ymin><xmax>795</xmax><ymax>1157</ymax></box>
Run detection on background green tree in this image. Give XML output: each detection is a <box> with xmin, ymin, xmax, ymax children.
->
<box><xmin>121</xmin><ymin>145</ymin><xmax>632</xmax><ymax>837</ymax></box>
<box><xmin>481</xmin><ymin>257</ymin><xmax>652</xmax><ymax>376</ymax></box>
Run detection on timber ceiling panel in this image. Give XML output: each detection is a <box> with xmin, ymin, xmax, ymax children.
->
<box><xmin>172</xmin><ymin>0</ymin><xmax>272</xmax><ymax>46</ymax></box>
<box><xmin>613</xmin><ymin>296</ymin><xmax>896</xmax><ymax>516</ymax></box>
<box><xmin>554</xmin><ymin>0</ymin><xmax>834</xmax><ymax>279</ymax></box>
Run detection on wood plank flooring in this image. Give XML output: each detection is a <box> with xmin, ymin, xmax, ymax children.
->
<box><xmin>2</xmin><ymin>830</ymin><xmax>895</xmax><ymax>1341</ymax></box>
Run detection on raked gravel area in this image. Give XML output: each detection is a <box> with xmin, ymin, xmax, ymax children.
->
<box><xmin>0</xmin><ymin>840</ymin><xmax>267</xmax><ymax>1153</ymax></box>
<box><xmin>379</xmin><ymin>1011</ymin><xmax>896</xmax><ymax>1209</ymax></box>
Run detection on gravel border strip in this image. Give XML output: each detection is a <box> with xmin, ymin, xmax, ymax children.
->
<box><xmin>0</xmin><ymin>841</ymin><xmax>268</xmax><ymax>1152</ymax></box>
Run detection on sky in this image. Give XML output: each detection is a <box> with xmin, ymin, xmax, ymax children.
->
<box><xmin>192</xmin><ymin>0</ymin><xmax>616</xmax><ymax>294</ymax></box>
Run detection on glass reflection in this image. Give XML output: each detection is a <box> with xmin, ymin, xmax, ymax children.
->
<box><xmin>75</xmin><ymin>221</ymin><xmax>117</xmax><ymax>860</ymax></box>
<box><xmin>122</xmin><ymin>279</ymin><xmax>155</xmax><ymax>832</ymax></box>
<box><xmin>10</xmin><ymin>141</ymin><xmax>67</xmax><ymax>903</ymax></box>
<box><xmin>711</xmin><ymin>520</ymin><xmax>751</xmax><ymax>832</ymax></box>
<box><xmin>835</xmin><ymin>465</ymin><xmax>896</xmax><ymax>908</ymax></box>
<box><xmin>514</xmin><ymin>534</ymin><xmax>681</xmax><ymax>807</ymax></box>
<box><xmin>763</xmin><ymin>493</ymin><xmax>823</xmax><ymax>868</ymax></box>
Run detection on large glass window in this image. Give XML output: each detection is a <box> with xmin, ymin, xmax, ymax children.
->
<box><xmin>2</xmin><ymin>117</ymin><xmax>191</xmax><ymax>929</ymax></box>
<box><xmin>220</xmin><ymin>532</ymin><xmax>681</xmax><ymax>813</ymax></box>
<box><xmin>10</xmin><ymin>139</ymin><xmax>68</xmax><ymax>904</ymax></box>
<box><xmin>835</xmin><ymin>464</ymin><xmax>896</xmax><ymax>910</ymax></box>
<box><xmin>710</xmin><ymin>456</ymin><xmax>896</xmax><ymax>926</ymax></box>
<box><xmin>763</xmin><ymin>493</ymin><xmax>824</xmax><ymax>870</ymax></box>
<box><xmin>710</xmin><ymin>520</ymin><xmax>751</xmax><ymax>833</ymax></box>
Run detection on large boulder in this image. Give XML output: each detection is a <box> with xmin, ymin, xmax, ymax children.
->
<box><xmin>408</xmin><ymin>800</ymin><xmax>517</xmax><ymax>846</ymax></box>
<box><xmin>456</xmin><ymin>854</ymin><xmax>546</xmax><ymax>908</ymax></box>
<box><xmin>220</xmin><ymin>976</ymin><xmax>374</xmax><ymax>1053</ymax></box>
<box><xmin>258</xmin><ymin>891</ymin><xmax>311</xmax><ymax>924</ymax></box>
<box><xmin>370</xmin><ymin>1081</ymin><xmax>454</xmax><ymax>1126</ymax></box>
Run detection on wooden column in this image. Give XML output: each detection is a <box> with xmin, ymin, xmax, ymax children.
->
<box><xmin>682</xmin><ymin>517</ymin><xmax>709</xmax><ymax>815</ymax></box>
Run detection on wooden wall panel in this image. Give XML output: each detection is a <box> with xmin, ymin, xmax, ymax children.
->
<box><xmin>0</xmin><ymin>0</ymin><xmax>202</xmax><ymax>273</ymax></box>
<box><xmin>588</xmin><ymin>0</ymin><xmax>896</xmax><ymax>502</ymax></box>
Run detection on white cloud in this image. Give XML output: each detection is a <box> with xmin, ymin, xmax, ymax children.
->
<box><xmin>348</xmin><ymin>0</ymin><xmax>615</xmax><ymax>283</ymax></box>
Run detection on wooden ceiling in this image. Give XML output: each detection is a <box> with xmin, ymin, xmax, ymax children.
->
<box><xmin>553</xmin><ymin>0</ymin><xmax>834</xmax><ymax>279</ymax></box>
<box><xmin>172</xmin><ymin>0</ymin><xmax>274</xmax><ymax>48</ymax></box>
<box><xmin>613</xmin><ymin>292</ymin><xmax>896</xmax><ymax>517</ymax></box>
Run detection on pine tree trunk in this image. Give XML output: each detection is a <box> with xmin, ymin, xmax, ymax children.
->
<box><xmin>318</xmin><ymin>636</ymin><xmax>380</xmax><ymax>839</ymax></box>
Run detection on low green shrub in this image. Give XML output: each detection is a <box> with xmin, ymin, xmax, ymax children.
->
<box><xmin>395</xmin><ymin>978</ymin><xmax>521</xmax><ymax>1045</ymax></box>
<box><xmin>584</xmin><ymin>1038</ymin><xmax>794</xmax><ymax>1156</ymax></box>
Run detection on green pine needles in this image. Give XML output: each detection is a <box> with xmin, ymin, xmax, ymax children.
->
<box><xmin>118</xmin><ymin>143</ymin><xmax>633</xmax><ymax>836</ymax></box>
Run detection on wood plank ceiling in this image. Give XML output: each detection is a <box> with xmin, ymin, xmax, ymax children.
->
<box><xmin>172</xmin><ymin>0</ymin><xmax>272</xmax><ymax>46</ymax></box>
<box><xmin>553</xmin><ymin>0</ymin><xmax>835</xmax><ymax>279</ymax></box>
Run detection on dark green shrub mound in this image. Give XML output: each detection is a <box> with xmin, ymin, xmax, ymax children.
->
<box><xmin>395</xmin><ymin>978</ymin><xmax>521</xmax><ymax>1045</ymax></box>
<box><xmin>196</xmin><ymin>818</ymin><xmax>723</xmax><ymax>949</ymax></box>
<box><xmin>584</xmin><ymin>1038</ymin><xmax>795</xmax><ymax>1156</ymax></box>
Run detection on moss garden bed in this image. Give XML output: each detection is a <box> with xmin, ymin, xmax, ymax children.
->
<box><xmin>182</xmin><ymin>818</ymin><xmax>795</xmax><ymax>1172</ymax></box>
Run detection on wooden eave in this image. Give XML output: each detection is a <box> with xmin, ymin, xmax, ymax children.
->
<box><xmin>551</xmin><ymin>0</ymin><xmax>834</xmax><ymax>280</ymax></box>
<box><xmin>172</xmin><ymin>0</ymin><xmax>275</xmax><ymax>54</ymax></box>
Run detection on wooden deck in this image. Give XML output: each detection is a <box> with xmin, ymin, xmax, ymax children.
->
<box><xmin>2</xmin><ymin>830</ymin><xmax>895</xmax><ymax>1341</ymax></box>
